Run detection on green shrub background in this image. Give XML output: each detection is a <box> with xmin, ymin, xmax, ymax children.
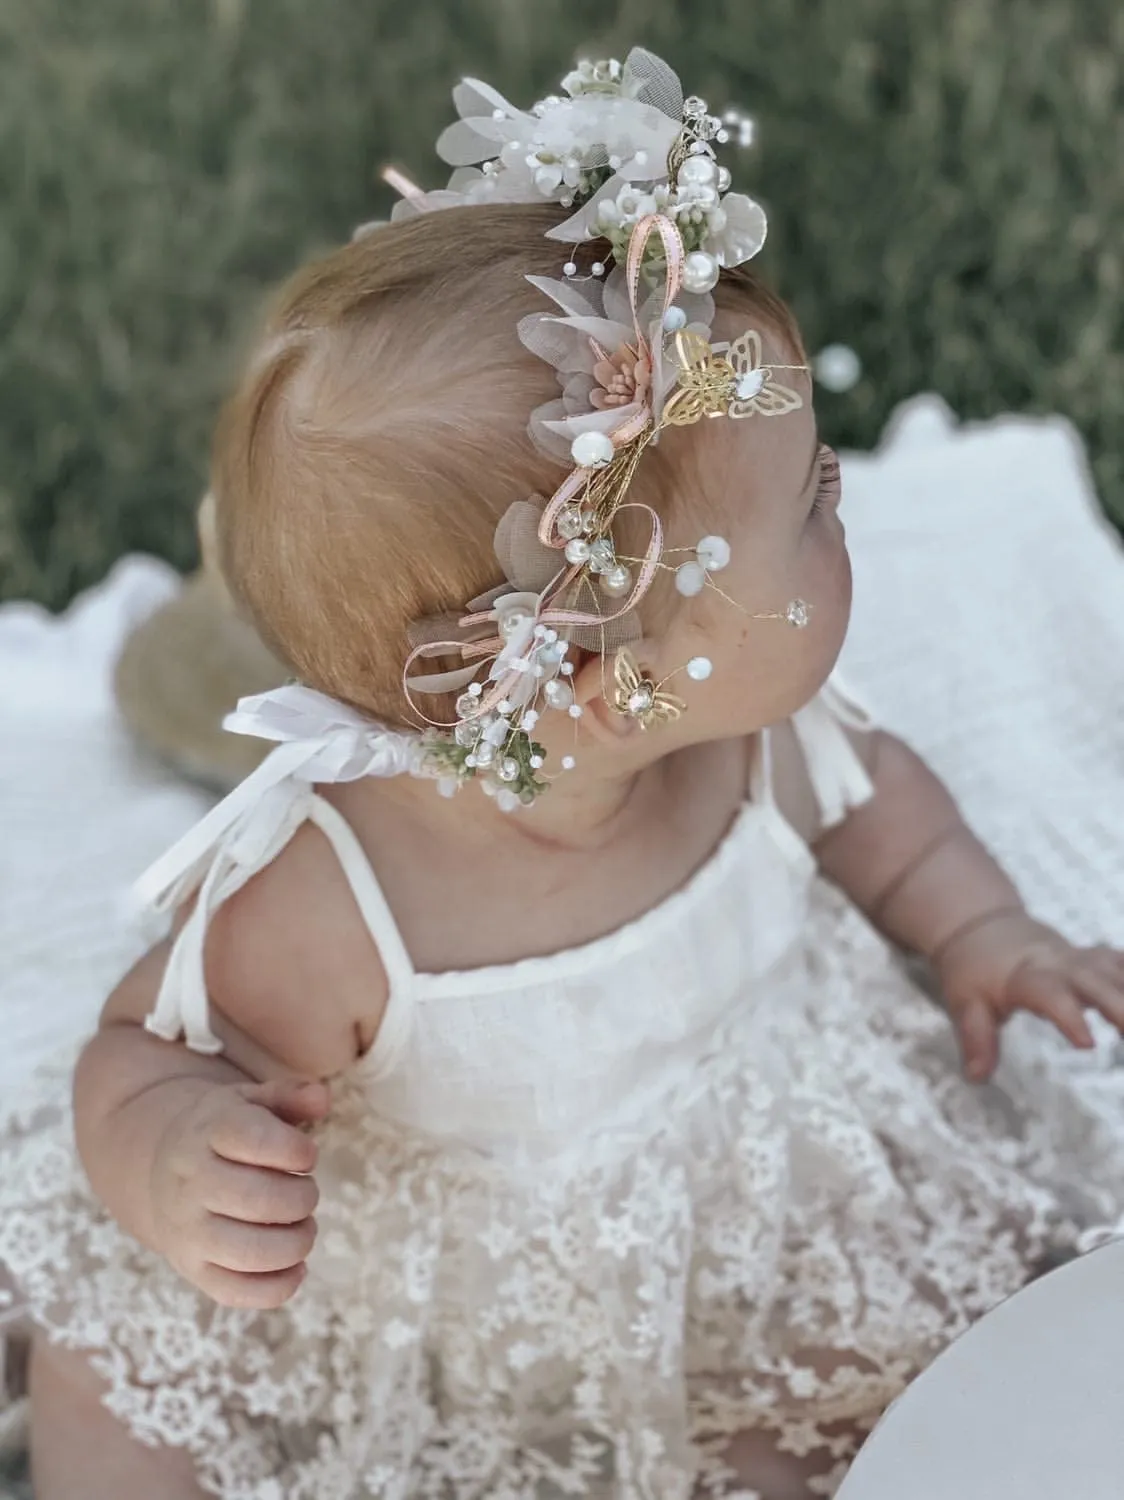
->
<box><xmin>3</xmin><ymin>0</ymin><xmax>1122</xmax><ymax>608</ymax></box>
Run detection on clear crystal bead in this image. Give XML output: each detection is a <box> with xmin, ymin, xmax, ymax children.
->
<box><xmin>589</xmin><ymin>538</ymin><xmax>615</xmax><ymax>573</ymax></box>
<box><xmin>557</xmin><ymin>505</ymin><xmax>586</xmax><ymax>540</ymax></box>
<box><xmin>683</xmin><ymin>94</ymin><xmax>708</xmax><ymax>117</ymax></box>
<box><xmin>785</xmin><ymin>599</ymin><xmax>811</xmax><ymax>629</ymax></box>
<box><xmin>627</xmin><ymin>686</ymin><xmax>654</xmax><ymax>716</ymax></box>
<box><xmin>454</xmin><ymin>720</ymin><xmax>480</xmax><ymax>747</ymax></box>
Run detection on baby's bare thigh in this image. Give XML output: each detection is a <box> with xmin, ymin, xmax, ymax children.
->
<box><xmin>29</xmin><ymin>1334</ymin><xmax>206</xmax><ymax>1500</ymax></box>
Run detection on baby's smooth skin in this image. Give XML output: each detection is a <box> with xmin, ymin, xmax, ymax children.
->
<box><xmin>36</xmin><ymin>352</ymin><xmax>1124</xmax><ymax>1500</ymax></box>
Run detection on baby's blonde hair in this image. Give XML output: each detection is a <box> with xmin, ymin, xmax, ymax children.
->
<box><xmin>213</xmin><ymin>203</ymin><xmax>801</xmax><ymax>725</ymax></box>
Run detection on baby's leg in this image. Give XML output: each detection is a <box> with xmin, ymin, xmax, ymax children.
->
<box><xmin>29</xmin><ymin>1334</ymin><xmax>206</xmax><ymax>1500</ymax></box>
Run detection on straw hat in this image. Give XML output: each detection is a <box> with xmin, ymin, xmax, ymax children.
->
<box><xmin>113</xmin><ymin>494</ymin><xmax>288</xmax><ymax>791</ymax></box>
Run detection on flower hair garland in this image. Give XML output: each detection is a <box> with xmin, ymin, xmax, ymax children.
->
<box><xmin>383</xmin><ymin>49</ymin><xmax>811</xmax><ymax>812</ymax></box>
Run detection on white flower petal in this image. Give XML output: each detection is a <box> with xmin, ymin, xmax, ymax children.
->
<box><xmin>452</xmin><ymin>78</ymin><xmax>517</xmax><ymax>120</ymax></box>
<box><xmin>436</xmin><ymin>118</ymin><xmax>511</xmax><ymax>167</ymax></box>
<box><xmin>706</xmin><ymin>192</ymin><xmax>768</xmax><ymax>267</ymax></box>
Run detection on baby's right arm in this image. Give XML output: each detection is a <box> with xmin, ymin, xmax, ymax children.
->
<box><xmin>74</xmin><ymin>819</ymin><xmax>390</xmax><ymax>1307</ymax></box>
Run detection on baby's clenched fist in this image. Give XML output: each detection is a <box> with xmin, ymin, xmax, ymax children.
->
<box><xmin>149</xmin><ymin>1076</ymin><xmax>330</xmax><ymax>1309</ymax></box>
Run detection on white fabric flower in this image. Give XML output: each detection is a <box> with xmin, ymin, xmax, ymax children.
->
<box><xmin>517</xmin><ymin>269</ymin><xmax>715</xmax><ymax>461</ymax></box>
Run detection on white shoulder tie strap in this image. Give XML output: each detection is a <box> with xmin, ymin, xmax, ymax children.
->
<box><xmin>789</xmin><ymin>670</ymin><xmax>877</xmax><ymax>831</ymax></box>
<box><xmin>135</xmin><ymin>684</ymin><xmax>427</xmax><ymax>1056</ymax></box>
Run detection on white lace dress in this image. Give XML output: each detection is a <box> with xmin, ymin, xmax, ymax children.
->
<box><xmin>2</xmin><ymin>677</ymin><xmax>1124</xmax><ymax>1500</ymax></box>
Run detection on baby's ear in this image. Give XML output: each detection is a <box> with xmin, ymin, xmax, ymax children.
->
<box><xmin>568</xmin><ymin>645</ymin><xmax>642</xmax><ymax>745</ymax></box>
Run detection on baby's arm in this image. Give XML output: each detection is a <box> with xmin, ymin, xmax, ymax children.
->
<box><xmin>800</xmin><ymin>728</ymin><xmax>1124</xmax><ymax>1077</ymax></box>
<box><xmin>75</xmin><ymin>819</ymin><xmax>388</xmax><ymax>1306</ymax></box>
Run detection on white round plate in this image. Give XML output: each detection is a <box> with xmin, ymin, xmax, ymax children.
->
<box><xmin>838</xmin><ymin>1239</ymin><xmax>1124</xmax><ymax>1499</ymax></box>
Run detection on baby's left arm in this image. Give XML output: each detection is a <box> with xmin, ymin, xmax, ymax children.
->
<box><xmin>814</xmin><ymin>730</ymin><xmax>1124</xmax><ymax>1080</ymax></box>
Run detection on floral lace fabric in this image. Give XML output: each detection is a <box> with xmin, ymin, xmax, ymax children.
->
<box><xmin>3</xmin><ymin>871</ymin><xmax>1124</xmax><ymax>1499</ymax></box>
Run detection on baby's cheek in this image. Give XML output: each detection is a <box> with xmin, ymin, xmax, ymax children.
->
<box><xmin>800</xmin><ymin>519</ymin><xmax>852</xmax><ymax>671</ymax></box>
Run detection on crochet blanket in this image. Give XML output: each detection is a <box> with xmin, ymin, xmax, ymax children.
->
<box><xmin>2</xmin><ymin>394</ymin><xmax>1123</xmax><ymax>1491</ymax></box>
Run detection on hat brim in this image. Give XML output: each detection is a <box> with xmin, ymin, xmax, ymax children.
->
<box><xmin>113</xmin><ymin>569</ymin><xmax>287</xmax><ymax>792</ymax></box>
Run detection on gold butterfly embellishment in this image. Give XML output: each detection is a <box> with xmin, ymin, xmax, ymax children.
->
<box><xmin>612</xmin><ymin>649</ymin><xmax>686</xmax><ymax>730</ymax></box>
<box><xmin>664</xmin><ymin>329</ymin><xmax>806</xmax><ymax>426</ymax></box>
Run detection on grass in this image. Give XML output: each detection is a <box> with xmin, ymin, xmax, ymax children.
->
<box><xmin>2</xmin><ymin>0</ymin><xmax>1122</xmax><ymax>608</ymax></box>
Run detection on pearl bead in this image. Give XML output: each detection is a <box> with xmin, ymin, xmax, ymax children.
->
<box><xmin>568</xmin><ymin>704</ymin><xmax>583</xmax><ymax>719</ymax></box>
<box><xmin>564</xmin><ymin>537</ymin><xmax>592</xmax><ymax>566</ymax></box>
<box><xmin>686</xmin><ymin>656</ymin><xmax>713</xmax><ymax>682</ymax></box>
<box><xmin>561</xmin><ymin>755</ymin><xmax>576</xmax><ymax>770</ymax></box>
<box><xmin>497</xmin><ymin>699</ymin><xmax>512</xmax><ymax>714</ymax></box>
<box><xmin>591</xmin><ymin>262</ymin><xmax>605</xmax><ymax>277</ymax></box>
<box><xmin>663</xmin><ymin>306</ymin><xmax>687</xmax><ymax>332</ymax></box>
<box><xmin>716</xmin><ymin>128</ymin><xmax>730</xmax><ymax>144</ymax></box>
<box><xmin>599</xmin><ymin>563</ymin><xmax>633</xmax><ymax>599</ymax></box>
<box><xmin>717</xmin><ymin>166</ymin><xmax>732</xmax><ymax>193</ymax></box>
<box><xmin>544</xmin><ymin>679</ymin><xmax>574</xmax><ymax>711</ymax></box>
<box><xmin>538</xmin><ymin>641</ymin><xmax>566</xmax><ymax>667</ymax></box>
<box><xmin>483</xmin><ymin>718</ymin><xmax>511</xmax><ymax>746</ymax></box>
<box><xmin>571</xmin><ymin>430</ymin><xmax>615</xmax><ymax>469</ymax></box>
<box><xmin>557</xmin><ymin>505</ymin><xmax>587</xmax><ymax>540</ymax></box>
<box><xmin>675</xmin><ymin>560</ymin><xmax>707</xmax><ymax>597</ymax></box>
<box><xmin>499</xmin><ymin>608</ymin><xmax>532</xmax><ymax>638</ymax></box>
<box><xmin>589</xmin><ymin>538</ymin><xmax>615</xmax><ymax>573</ymax></box>
<box><xmin>563</xmin><ymin>260</ymin><xmax>578</xmax><ymax>277</ymax></box>
<box><xmin>498</xmin><ymin>757</ymin><xmax>520</xmax><ymax>782</ymax></box>
<box><xmin>678</xmin><ymin>154</ymin><xmax>719</xmax><ymax>188</ymax></box>
<box><xmin>529</xmin><ymin>754</ymin><xmax>544</xmax><ymax>769</ymax></box>
<box><xmin>468</xmin><ymin>682</ymin><xmax>482</xmax><ymax>697</ymax></box>
<box><xmin>681</xmin><ymin>251</ymin><xmax>720</xmax><ymax>295</ymax></box>
<box><xmin>560</xmin><ymin>662</ymin><xmax>575</xmax><ymax>676</ymax></box>
<box><xmin>521</xmin><ymin>710</ymin><xmax>539</xmax><ymax>730</ymax></box>
<box><xmin>696</xmin><ymin>534</ymin><xmax>731</xmax><ymax>572</ymax></box>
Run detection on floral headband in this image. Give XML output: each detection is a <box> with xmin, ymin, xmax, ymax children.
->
<box><xmin>382</xmin><ymin>48</ymin><xmax>811</xmax><ymax>811</ymax></box>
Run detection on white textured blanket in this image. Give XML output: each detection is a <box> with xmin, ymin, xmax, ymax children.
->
<box><xmin>1</xmin><ymin>395</ymin><xmax>1123</xmax><ymax>1104</ymax></box>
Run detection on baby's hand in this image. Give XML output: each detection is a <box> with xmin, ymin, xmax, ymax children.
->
<box><xmin>935</xmin><ymin>912</ymin><xmax>1124</xmax><ymax>1083</ymax></box>
<box><xmin>149</xmin><ymin>1077</ymin><xmax>330</xmax><ymax>1309</ymax></box>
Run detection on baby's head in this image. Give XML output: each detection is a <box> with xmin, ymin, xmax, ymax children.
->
<box><xmin>213</xmin><ymin>201</ymin><xmax>848</xmax><ymax>770</ymax></box>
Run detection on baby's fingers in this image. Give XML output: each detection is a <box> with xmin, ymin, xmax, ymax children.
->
<box><xmin>1070</xmin><ymin>951</ymin><xmax>1124</xmax><ymax>1033</ymax></box>
<box><xmin>954</xmin><ymin>997</ymin><xmax>1000</xmax><ymax>1083</ymax></box>
<box><xmin>201</xmin><ymin>1158</ymin><xmax>319</xmax><ymax>1226</ymax></box>
<box><xmin>203</xmin><ymin>1213</ymin><xmax>318</xmax><ymax>1276</ymax></box>
<box><xmin>210</xmin><ymin>1099</ymin><xmax>318</xmax><ymax>1174</ymax></box>
<box><xmin>195</xmin><ymin>1263</ymin><xmax>307</xmax><ymax>1311</ymax></box>
<box><xmin>1009</xmin><ymin>966</ymin><xmax>1095</xmax><ymax>1050</ymax></box>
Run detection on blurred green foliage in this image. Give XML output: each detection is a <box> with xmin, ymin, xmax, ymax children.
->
<box><xmin>2</xmin><ymin>0</ymin><xmax>1123</xmax><ymax>607</ymax></box>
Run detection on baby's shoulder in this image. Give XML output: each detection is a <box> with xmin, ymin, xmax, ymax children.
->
<box><xmin>202</xmin><ymin>815</ymin><xmax>388</xmax><ymax>1080</ymax></box>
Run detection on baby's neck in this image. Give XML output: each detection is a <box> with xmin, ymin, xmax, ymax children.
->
<box><xmin>322</xmin><ymin>736</ymin><xmax>754</xmax><ymax>974</ymax></box>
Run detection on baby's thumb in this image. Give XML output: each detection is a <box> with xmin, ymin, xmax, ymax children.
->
<box><xmin>244</xmin><ymin>1078</ymin><xmax>332</xmax><ymax>1127</ymax></box>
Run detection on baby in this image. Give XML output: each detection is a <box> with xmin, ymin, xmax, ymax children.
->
<box><xmin>4</xmin><ymin>48</ymin><xmax>1124</xmax><ymax>1500</ymax></box>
